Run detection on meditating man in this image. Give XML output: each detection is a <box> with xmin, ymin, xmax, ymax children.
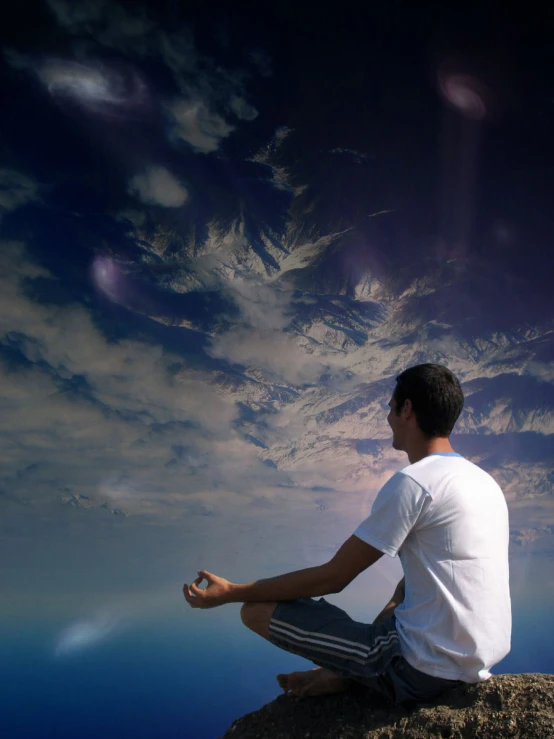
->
<box><xmin>184</xmin><ymin>363</ymin><xmax>511</xmax><ymax>706</ymax></box>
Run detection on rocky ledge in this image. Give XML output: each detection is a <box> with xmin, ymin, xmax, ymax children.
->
<box><xmin>221</xmin><ymin>673</ymin><xmax>553</xmax><ymax>739</ymax></box>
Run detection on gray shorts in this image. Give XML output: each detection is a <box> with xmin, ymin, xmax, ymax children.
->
<box><xmin>268</xmin><ymin>596</ymin><xmax>463</xmax><ymax>706</ymax></box>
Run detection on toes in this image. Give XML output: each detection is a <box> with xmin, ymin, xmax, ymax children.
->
<box><xmin>277</xmin><ymin>671</ymin><xmax>313</xmax><ymax>699</ymax></box>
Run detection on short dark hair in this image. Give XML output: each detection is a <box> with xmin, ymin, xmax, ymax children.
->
<box><xmin>393</xmin><ymin>364</ymin><xmax>464</xmax><ymax>440</ymax></box>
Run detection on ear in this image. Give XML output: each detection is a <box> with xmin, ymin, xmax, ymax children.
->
<box><xmin>402</xmin><ymin>399</ymin><xmax>413</xmax><ymax>416</ymax></box>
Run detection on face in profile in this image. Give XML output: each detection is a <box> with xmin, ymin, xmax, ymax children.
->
<box><xmin>387</xmin><ymin>395</ymin><xmax>411</xmax><ymax>451</ymax></box>
<box><xmin>387</xmin><ymin>397</ymin><xmax>399</xmax><ymax>448</ymax></box>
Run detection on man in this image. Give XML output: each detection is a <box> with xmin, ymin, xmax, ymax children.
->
<box><xmin>184</xmin><ymin>363</ymin><xmax>511</xmax><ymax>706</ymax></box>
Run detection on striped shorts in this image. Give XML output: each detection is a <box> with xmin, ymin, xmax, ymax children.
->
<box><xmin>268</xmin><ymin>597</ymin><xmax>463</xmax><ymax>705</ymax></box>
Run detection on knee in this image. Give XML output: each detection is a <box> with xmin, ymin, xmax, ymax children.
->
<box><xmin>240</xmin><ymin>601</ymin><xmax>257</xmax><ymax>625</ymax></box>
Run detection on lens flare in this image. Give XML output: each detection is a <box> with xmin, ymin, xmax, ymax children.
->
<box><xmin>439</xmin><ymin>72</ymin><xmax>490</xmax><ymax>120</ymax></box>
<box><xmin>91</xmin><ymin>255</ymin><xmax>161</xmax><ymax>316</ymax></box>
<box><xmin>92</xmin><ymin>256</ymin><xmax>127</xmax><ymax>302</ymax></box>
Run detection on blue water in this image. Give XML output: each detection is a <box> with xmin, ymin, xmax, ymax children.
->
<box><xmin>2</xmin><ymin>610</ymin><xmax>311</xmax><ymax>739</ymax></box>
<box><xmin>4</xmin><ymin>560</ymin><xmax>553</xmax><ymax>739</ymax></box>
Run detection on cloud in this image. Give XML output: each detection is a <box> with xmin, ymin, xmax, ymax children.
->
<box><xmin>165</xmin><ymin>99</ymin><xmax>235</xmax><ymax>154</ymax></box>
<box><xmin>38</xmin><ymin>59</ymin><xmax>121</xmax><ymax>101</ymax></box>
<box><xmin>208</xmin><ymin>328</ymin><xmax>328</xmax><ymax>385</ymax></box>
<box><xmin>127</xmin><ymin>166</ymin><xmax>188</xmax><ymax>207</ymax></box>
<box><xmin>247</xmin><ymin>49</ymin><xmax>273</xmax><ymax>77</ymax></box>
<box><xmin>31</xmin><ymin>57</ymin><xmax>150</xmax><ymax>118</ymax></box>
<box><xmin>54</xmin><ymin>611</ymin><xmax>122</xmax><ymax>656</ymax></box>
<box><xmin>0</xmin><ymin>169</ymin><xmax>40</xmax><ymax>212</ymax></box>
<box><xmin>44</xmin><ymin>0</ymin><xmax>261</xmax><ymax>153</ymax></box>
<box><xmin>0</xmin><ymin>244</ymin><xmax>368</xmax><ymax>522</ymax></box>
<box><xmin>229</xmin><ymin>95</ymin><xmax>259</xmax><ymax>121</ymax></box>
<box><xmin>0</xmin><ymin>242</ymin><xmax>253</xmax><ymax>515</ymax></box>
<box><xmin>205</xmin><ymin>277</ymin><xmax>326</xmax><ymax>384</ymax></box>
<box><xmin>220</xmin><ymin>277</ymin><xmax>295</xmax><ymax>332</ymax></box>
<box><xmin>45</xmin><ymin>0</ymin><xmax>152</xmax><ymax>45</ymax></box>
<box><xmin>329</xmin><ymin>148</ymin><xmax>374</xmax><ymax>163</ymax></box>
<box><xmin>525</xmin><ymin>360</ymin><xmax>554</xmax><ymax>384</ymax></box>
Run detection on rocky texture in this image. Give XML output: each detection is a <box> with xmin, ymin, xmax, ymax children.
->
<box><xmin>221</xmin><ymin>673</ymin><xmax>554</xmax><ymax>739</ymax></box>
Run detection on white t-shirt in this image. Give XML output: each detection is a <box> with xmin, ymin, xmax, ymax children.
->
<box><xmin>353</xmin><ymin>452</ymin><xmax>511</xmax><ymax>683</ymax></box>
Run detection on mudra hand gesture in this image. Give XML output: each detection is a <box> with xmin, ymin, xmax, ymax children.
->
<box><xmin>183</xmin><ymin>570</ymin><xmax>234</xmax><ymax>609</ymax></box>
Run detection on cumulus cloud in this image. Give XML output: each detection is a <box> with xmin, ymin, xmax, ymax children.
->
<box><xmin>208</xmin><ymin>328</ymin><xmax>327</xmax><ymax>385</ymax></box>
<box><xmin>0</xmin><ymin>169</ymin><xmax>40</xmax><ymax>212</ymax></box>
<box><xmin>229</xmin><ymin>95</ymin><xmax>259</xmax><ymax>121</ymax></box>
<box><xmin>221</xmin><ymin>277</ymin><xmax>294</xmax><ymax>332</ymax></box>
<box><xmin>206</xmin><ymin>277</ymin><xmax>338</xmax><ymax>385</ymax></box>
<box><xmin>127</xmin><ymin>166</ymin><xmax>188</xmax><ymax>207</ymax></box>
<box><xmin>166</xmin><ymin>99</ymin><xmax>235</xmax><ymax>154</ymax></box>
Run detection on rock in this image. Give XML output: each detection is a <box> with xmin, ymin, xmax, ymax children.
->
<box><xmin>221</xmin><ymin>673</ymin><xmax>554</xmax><ymax>738</ymax></box>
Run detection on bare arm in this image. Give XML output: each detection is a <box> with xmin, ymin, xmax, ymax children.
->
<box><xmin>372</xmin><ymin>576</ymin><xmax>405</xmax><ymax>625</ymax></box>
<box><xmin>185</xmin><ymin>535</ymin><xmax>383</xmax><ymax>609</ymax></box>
<box><xmin>184</xmin><ymin>563</ymin><xmax>340</xmax><ymax>609</ymax></box>
<box><xmin>228</xmin><ymin>564</ymin><xmax>339</xmax><ymax>603</ymax></box>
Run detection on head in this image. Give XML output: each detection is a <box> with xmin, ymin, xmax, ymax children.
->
<box><xmin>387</xmin><ymin>364</ymin><xmax>464</xmax><ymax>460</ymax></box>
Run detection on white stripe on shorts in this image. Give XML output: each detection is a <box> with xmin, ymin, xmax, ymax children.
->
<box><xmin>269</xmin><ymin>618</ymin><xmax>399</xmax><ymax>663</ymax></box>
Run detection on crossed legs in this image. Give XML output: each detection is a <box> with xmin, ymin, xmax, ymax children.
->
<box><xmin>240</xmin><ymin>601</ymin><xmax>354</xmax><ymax>700</ymax></box>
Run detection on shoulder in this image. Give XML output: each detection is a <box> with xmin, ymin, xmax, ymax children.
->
<box><xmin>373</xmin><ymin>472</ymin><xmax>429</xmax><ymax>513</ymax></box>
<box><xmin>378</xmin><ymin>471</ymin><xmax>425</xmax><ymax>497</ymax></box>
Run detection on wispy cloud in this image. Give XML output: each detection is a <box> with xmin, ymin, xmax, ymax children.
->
<box><xmin>45</xmin><ymin>0</ymin><xmax>154</xmax><ymax>48</ymax></box>
<box><xmin>53</xmin><ymin>611</ymin><xmax>122</xmax><ymax>657</ymax></box>
<box><xmin>0</xmin><ymin>169</ymin><xmax>41</xmax><ymax>212</ymax></box>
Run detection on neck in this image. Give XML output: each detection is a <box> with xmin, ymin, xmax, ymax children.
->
<box><xmin>407</xmin><ymin>438</ymin><xmax>455</xmax><ymax>464</ymax></box>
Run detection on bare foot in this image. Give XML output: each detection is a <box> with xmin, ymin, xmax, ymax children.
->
<box><xmin>276</xmin><ymin>667</ymin><xmax>353</xmax><ymax>700</ymax></box>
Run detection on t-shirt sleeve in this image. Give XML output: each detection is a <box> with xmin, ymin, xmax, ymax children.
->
<box><xmin>352</xmin><ymin>472</ymin><xmax>430</xmax><ymax>557</ymax></box>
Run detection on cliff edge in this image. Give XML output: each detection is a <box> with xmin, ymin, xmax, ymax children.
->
<box><xmin>221</xmin><ymin>673</ymin><xmax>553</xmax><ymax>739</ymax></box>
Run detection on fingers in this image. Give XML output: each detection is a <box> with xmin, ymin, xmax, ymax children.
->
<box><xmin>183</xmin><ymin>577</ymin><xmax>208</xmax><ymax>608</ymax></box>
<box><xmin>183</xmin><ymin>582</ymin><xmax>203</xmax><ymax>604</ymax></box>
<box><xmin>183</xmin><ymin>585</ymin><xmax>198</xmax><ymax>608</ymax></box>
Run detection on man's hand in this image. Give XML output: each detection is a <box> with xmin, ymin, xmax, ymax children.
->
<box><xmin>372</xmin><ymin>576</ymin><xmax>405</xmax><ymax>625</ymax></box>
<box><xmin>183</xmin><ymin>570</ymin><xmax>234</xmax><ymax>609</ymax></box>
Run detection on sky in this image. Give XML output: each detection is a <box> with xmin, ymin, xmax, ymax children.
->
<box><xmin>1</xmin><ymin>1</ymin><xmax>554</xmax><ymax>738</ymax></box>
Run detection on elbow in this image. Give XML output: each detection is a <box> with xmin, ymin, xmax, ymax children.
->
<box><xmin>321</xmin><ymin>563</ymin><xmax>346</xmax><ymax>595</ymax></box>
<box><xmin>325</xmin><ymin>578</ymin><xmax>345</xmax><ymax>596</ymax></box>
<box><xmin>330</xmin><ymin>577</ymin><xmax>348</xmax><ymax>595</ymax></box>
